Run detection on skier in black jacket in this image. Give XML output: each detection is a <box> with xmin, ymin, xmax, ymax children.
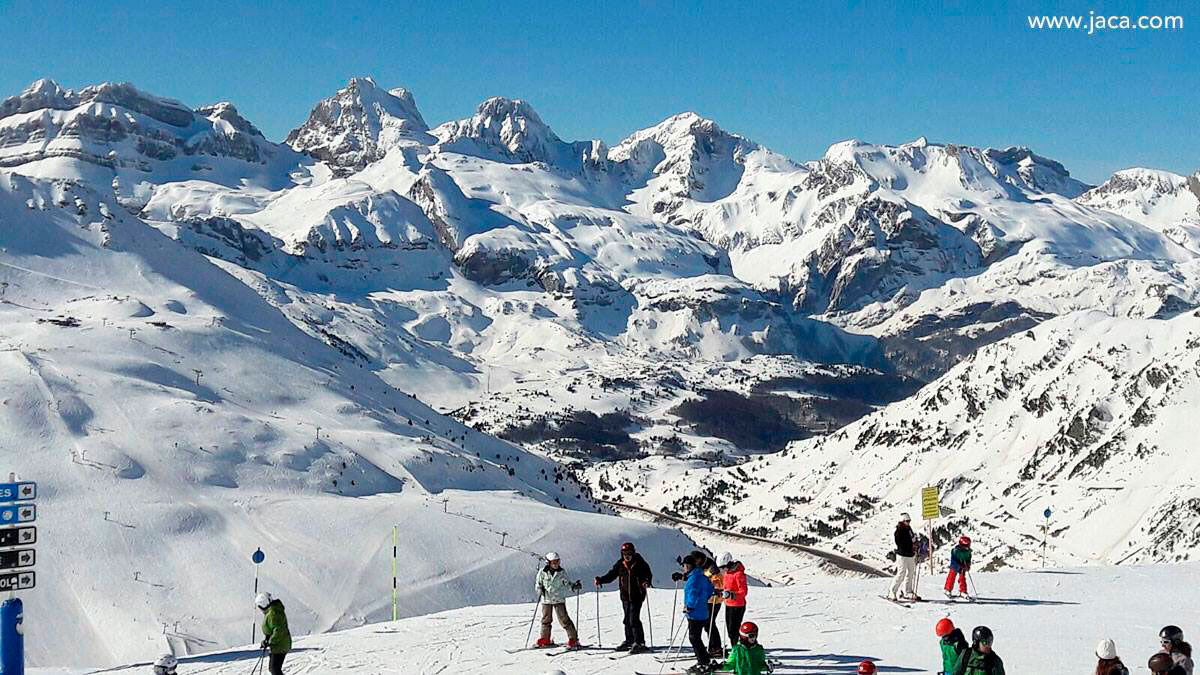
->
<box><xmin>888</xmin><ymin>513</ymin><xmax>920</xmax><ymax>601</ymax></box>
<box><xmin>595</xmin><ymin>541</ymin><xmax>653</xmax><ymax>653</ymax></box>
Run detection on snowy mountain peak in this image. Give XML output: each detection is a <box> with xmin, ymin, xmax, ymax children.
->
<box><xmin>196</xmin><ymin>102</ymin><xmax>264</xmax><ymax>138</ymax></box>
<box><xmin>1077</xmin><ymin>167</ymin><xmax>1200</xmax><ymax>251</ymax></box>
<box><xmin>432</xmin><ymin>96</ymin><xmax>580</xmax><ymax>167</ymax></box>
<box><xmin>285</xmin><ymin>76</ymin><xmax>432</xmax><ymax>174</ymax></box>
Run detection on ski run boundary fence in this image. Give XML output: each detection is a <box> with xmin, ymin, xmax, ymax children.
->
<box><xmin>599</xmin><ymin>498</ymin><xmax>887</xmax><ymax>578</ymax></box>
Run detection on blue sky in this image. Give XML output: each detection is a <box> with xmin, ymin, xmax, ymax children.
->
<box><xmin>1</xmin><ymin>1</ymin><xmax>1193</xmax><ymax>183</ymax></box>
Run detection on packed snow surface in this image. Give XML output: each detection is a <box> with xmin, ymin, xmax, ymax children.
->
<box><xmin>50</xmin><ymin>561</ymin><xmax>1200</xmax><ymax>674</ymax></box>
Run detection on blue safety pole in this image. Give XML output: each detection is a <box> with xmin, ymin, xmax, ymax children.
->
<box><xmin>0</xmin><ymin>598</ymin><xmax>24</xmax><ymax>675</ymax></box>
<box><xmin>251</xmin><ymin>548</ymin><xmax>265</xmax><ymax>644</ymax></box>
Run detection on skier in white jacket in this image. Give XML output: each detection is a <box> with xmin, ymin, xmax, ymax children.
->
<box><xmin>535</xmin><ymin>552</ymin><xmax>582</xmax><ymax>648</ymax></box>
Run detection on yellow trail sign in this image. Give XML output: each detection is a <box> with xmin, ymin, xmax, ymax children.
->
<box><xmin>921</xmin><ymin>486</ymin><xmax>940</xmax><ymax>520</ymax></box>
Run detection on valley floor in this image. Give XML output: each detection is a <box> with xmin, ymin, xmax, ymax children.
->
<box><xmin>58</xmin><ymin>561</ymin><xmax>1200</xmax><ymax>675</ymax></box>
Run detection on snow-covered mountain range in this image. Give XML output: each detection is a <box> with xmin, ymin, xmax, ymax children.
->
<box><xmin>3</xmin><ymin>76</ymin><xmax>1200</xmax><ymax>664</ymax></box>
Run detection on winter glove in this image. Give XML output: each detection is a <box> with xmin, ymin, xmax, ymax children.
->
<box><xmin>260</xmin><ymin>639</ymin><xmax>269</xmax><ymax>650</ymax></box>
<box><xmin>571</xmin><ymin>580</ymin><xmax>582</xmax><ymax>591</ymax></box>
<box><xmin>722</xmin><ymin>590</ymin><xmax>735</xmax><ymax>599</ymax></box>
<box><xmin>641</xmin><ymin>581</ymin><xmax>650</xmax><ymax>589</ymax></box>
<box><xmin>594</xmin><ymin>576</ymin><xmax>602</xmax><ymax>587</ymax></box>
<box><xmin>671</xmin><ymin>571</ymin><xmax>684</xmax><ymax>582</ymax></box>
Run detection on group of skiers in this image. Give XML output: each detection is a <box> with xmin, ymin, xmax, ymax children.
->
<box><xmin>889</xmin><ymin>512</ymin><xmax>973</xmax><ymax>602</ymax></box>
<box><xmin>142</xmin><ymin>524</ymin><xmax>1196</xmax><ymax>675</ymax></box>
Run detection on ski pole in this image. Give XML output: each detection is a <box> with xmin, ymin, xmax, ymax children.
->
<box><xmin>575</xmin><ymin>587</ymin><xmax>581</xmax><ymax>643</ymax></box>
<box><xmin>669</xmin><ymin>579</ymin><xmax>679</xmax><ymax>644</ymax></box>
<box><xmin>967</xmin><ymin>570</ymin><xmax>979</xmax><ymax>598</ymax></box>
<box><xmin>251</xmin><ymin>647</ymin><xmax>266</xmax><ymax>675</ymax></box>
<box><xmin>524</xmin><ymin>596</ymin><xmax>541</xmax><ymax>650</ymax></box>
<box><xmin>645</xmin><ymin>587</ymin><xmax>654</xmax><ymax>648</ymax></box>
<box><xmin>663</xmin><ymin>610</ymin><xmax>688</xmax><ymax>668</ymax></box>
<box><xmin>595</xmin><ymin>587</ymin><xmax>602</xmax><ymax>648</ymax></box>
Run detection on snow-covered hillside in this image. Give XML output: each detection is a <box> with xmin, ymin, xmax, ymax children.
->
<box><xmin>589</xmin><ymin>307</ymin><xmax>1200</xmax><ymax>570</ymax></box>
<box><xmin>4</xmin><ymin>74</ymin><xmax>1200</xmax><ymax>669</ymax></box>
<box><xmin>0</xmin><ymin>172</ymin><xmax>694</xmax><ymax>667</ymax></box>
<box><xmin>53</xmin><ymin>561</ymin><xmax>1200</xmax><ymax>675</ymax></box>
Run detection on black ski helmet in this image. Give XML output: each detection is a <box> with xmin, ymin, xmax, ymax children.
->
<box><xmin>1161</xmin><ymin>625</ymin><xmax>1184</xmax><ymax>642</ymax></box>
<box><xmin>972</xmin><ymin>625</ymin><xmax>994</xmax><ymax>644</ymax></box>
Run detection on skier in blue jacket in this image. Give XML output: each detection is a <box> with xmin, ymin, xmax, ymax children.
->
<box><xmin>682</xmin><ymin>553</ymin><xmax>716</xmax><ymax>674</ymax></box>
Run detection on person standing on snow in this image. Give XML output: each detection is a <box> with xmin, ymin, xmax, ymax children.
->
<box><xmin>935</xmin><ymin>618</ymin><xmax>969</xmax><ymax>675</ymax></box>
<box><xmin>716</xmin><ymin>621</ymin><xmax>768</xmax><ymax>675</ymax></box>
<box><xmin>719</xmin><ymin>552</ymin><xmax>748</xmax><ymax>655</ymax></box>
<box><xmin>1093</xmin><ymin>638</ymin><xmax>1129</xmax><ymax>675</ymax></box>
<box><xmin>535</xmin><ymin>552</ymin><xmax>582</xmax><ymax>648</ymax></box>
<box><xmin>1159</xmin><ymin>626</ymin><xmax>1195</xmax><ymax>675</ymax></box>
<box><xmin>595</xmin><ymin>541</ymin><xmax>653</xmax><ymax>654</ymax></box>
<box><xmin>944</xmin><ymin>536</ymin><xmax>972</xmax><ymax>598</ymax></box>
<box><xmin>681</xmin><ymin>553</ymin><xmax>715</xmax><ymax>674</ymax></box>
<box><xmin>889</xmin><ymin>513</ymin><xmax>920</xmax><ymax>601</ymax></box>
<box><xmin>953</xmin><ymin>626</ymin><xmax>1004</xmax><ymax>675</ymax></box>
<box><xmin>256</xmin><ymin>592</ymin><xmax>292</xmax><ymax>675</ymax></box>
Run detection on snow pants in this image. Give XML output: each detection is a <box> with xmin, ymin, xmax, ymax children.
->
<box><xmin>724</xmin><ymin>604</ymin><xmax>746</xmax><ymax>649</ymax></box>
<box><xmin>705</xmin><ymin>602</ymin><xmax>723</xmax><ymax>653</ymax></box>
<box><xmin>268</xmin><ymin>653</ymin><xmax>286</xmax><ymax>675</ymax></box>
<box><xmin>890</xmin><ymin>554</ymin><xmax>917</xmax><ymax>598</ymax></box>
<box><xmin>622</xmin><ymin>596</ymin><xmax>645</xmax><ymax>645</ymax></box>
<box><xmin>688</xmin><ymin>618</ymin><xmax>711</xmax><ymax>665</ymax></box>
<box><xmin>944</xmin><ymin>568</ymin><xmax>968</xmax><ymax>594</ymax></box>
<box><xmin>540</xmin><ymin>602</ymin><xmax>578</xmax><ymax>642</ymax></box>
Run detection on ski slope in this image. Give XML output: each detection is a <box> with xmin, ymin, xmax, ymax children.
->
<box><xmin>52</xmin><ymin>561</ymin><xmax>1200</xmax><ymax>675</ymax></box>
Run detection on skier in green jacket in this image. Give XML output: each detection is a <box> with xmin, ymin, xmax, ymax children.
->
<box><xmin>717</xmin><ymin>621</ymin><xmax>770</xmax><ymax>674</ymax></box>
<box><xmin>953</xmin><ymin>626</ymin><xmax>1005</xmax><ymax>675</ymax></box>
<box><xmin>944</xmin><ymin>535</ymin><xmax>973</xmax><ymax>599</ymax></box>
<box><xmin>935</xmin><ymin>617</ymin><xmax>969</xmax><ymax>674</ymax></box>
<box><xmin>256</xmin><ymin>592</ymin><xmax>292</xmax><ymax>675</ymax></box>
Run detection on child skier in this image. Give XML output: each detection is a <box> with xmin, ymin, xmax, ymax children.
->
<box><xmin>716</xmin><ymin>621</ymin><xmax>770</xmax><ymax>675</ymax></box>
<box><xmin>535</xmin><ymin>552</ymin><xmax>582</xmax><ymax>648</ymax></box>
<box><xmin>936</xmin><ymin>617</ymin><xmax>969</xmax><ymax>674</ymax></box>
<box><xmin>944</xmin><ymin>535</ymin><xmax>972</xmax><ymax>598</ymax></box>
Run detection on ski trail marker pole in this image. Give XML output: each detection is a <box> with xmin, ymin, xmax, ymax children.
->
<box><xmin>392</xmin><ymin>526</ymin><xmax>398</xmax><ymax>621</ymax></box>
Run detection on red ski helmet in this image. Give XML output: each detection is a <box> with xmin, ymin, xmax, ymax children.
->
<box><xmin>857</xmin><ymin>661</ymin><xmax>877</xmax><ymax>675</ymax></box>
<box><xmin>959</xmin><ymin>535</ymin><xmax>971</xmax><ymax>547</ymax></box>
<box><xmin>620</xmin><ymin>542</ymin><xmax>635</xmax><ymax>554</ymax></box>
<box><xmin>739</xmin><ymin>621</ymin><xmax>758</xmax><ymax>638</ymax></box>
<box><xmin>935</xmin><ymin>618</ymin><xmax>955</xmax><ymax>637</ymax></box>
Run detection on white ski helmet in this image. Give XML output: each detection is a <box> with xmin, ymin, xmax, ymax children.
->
<box><xmin>255</xmin><ymin>592</ymin><xmax>273</xmax><ymax>609</ymax></box>
<box><xmin>545</xmin><ymin>551</ymin><xmax>560</xmax><ymax>562</ymax></box>
<box><xmin>1095</xmin><ymin>638</ymin><xmax>1118</xmax><ymax>659</ymax></box>
<box><xmin>544</xmin><ymin>671</ymin><xmax>568</xmax><ymax>675</ymax></box>
<box><xmin>899</xmin><ymin>512</ymin><xmax>911</xmax><ymax>522</ymax></box>
<box><xmin>153</xmin><ymin>653</ymin><xmax>178</xmax><ymax>673</ymax></box>
<box><xmin>717</xmin><ymin>552</ymin><xmax>735</xmax><ymax>566</ymax></box>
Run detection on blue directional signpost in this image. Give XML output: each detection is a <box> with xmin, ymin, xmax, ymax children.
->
<box><xmin>1042</xmin><ymin>507</ymin><xmax>1052</xmax><ymax>568</ymax></box>
<box><xmin>251</xmin><ymin>548</ymin><xmax>265</xmax><ymax>644</ymax></box>
<box><xmin>0</xmin><ymin>479</ymin><xmax>36</xmax><ymax>675</ymax></box>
